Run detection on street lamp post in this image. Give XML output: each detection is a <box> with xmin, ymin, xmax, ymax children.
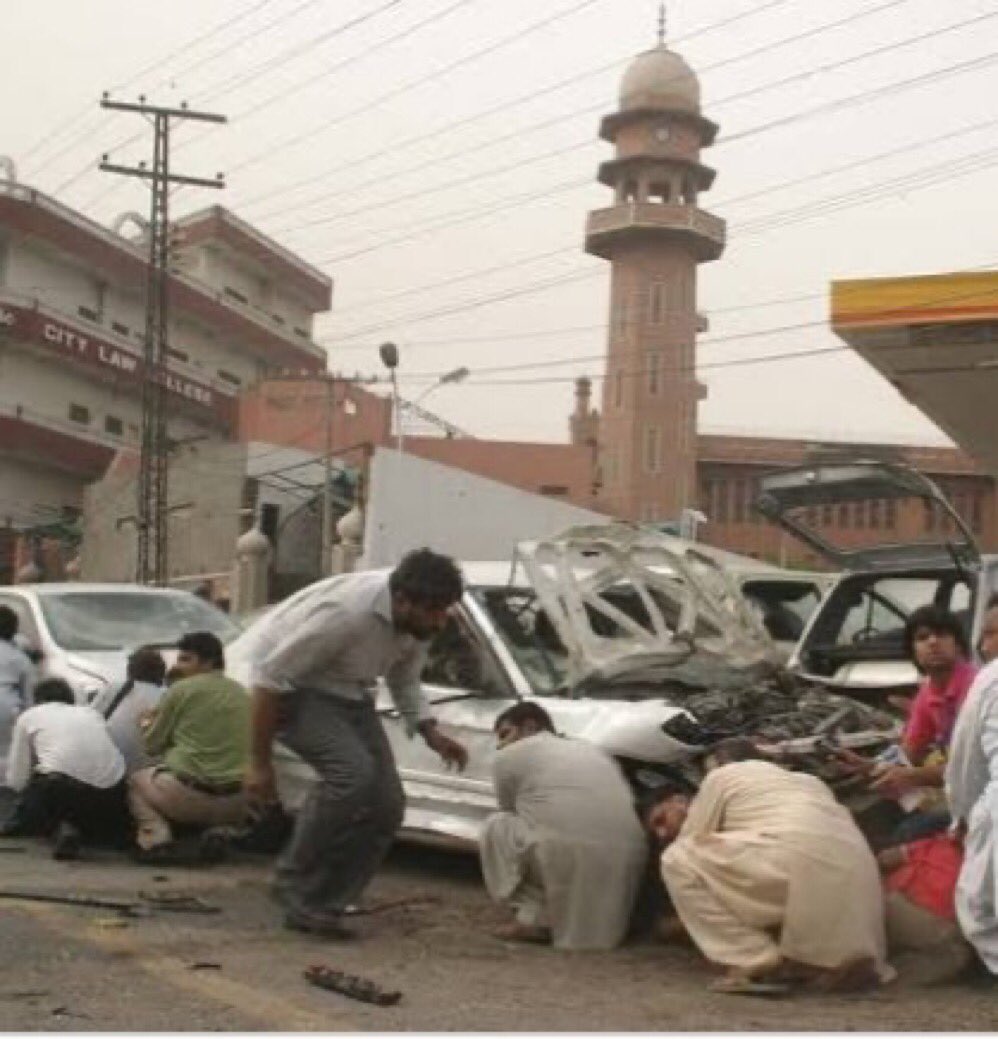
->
<box><xmin>378</xmin><ymin>342</ymin><xmax>402</xmax><ymax>454</ymax></box>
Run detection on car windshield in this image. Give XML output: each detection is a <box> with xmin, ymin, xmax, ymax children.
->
<box><xmin>38</xmin><ymin>591</ymin><xmax>241</xmax><ymax>652</ymax></box>
<box><xmin>472</xmin><ymin>586</ymin><xmax>570</xmax><ymax>695</ymax></box>
<box><xmin>741</xmin><ymin>580</ymin><xmax>824</xmax><ymax>644</ymax></box>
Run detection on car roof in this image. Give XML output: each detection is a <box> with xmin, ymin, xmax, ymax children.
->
<box><xmin>0</xmin><ymin>583</ymin><xmax>205</xmax><ymax>598</ymax></box>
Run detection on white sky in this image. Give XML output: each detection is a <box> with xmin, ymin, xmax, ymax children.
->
<box><xmin>6</xmin><ymin>0</ymin><xmax>998</xmax><ymax>447</ymax></box>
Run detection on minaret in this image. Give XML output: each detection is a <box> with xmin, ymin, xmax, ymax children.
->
<box><xmin>585</xmin><ymin>10</ymin><xmax>725</xmax><ymax>522</ymax></box>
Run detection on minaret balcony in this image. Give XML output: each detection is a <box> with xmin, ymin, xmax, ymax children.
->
<box><xmin>585</xmin><ymin>203</ymin><xmax>725</xmax><ymax>262</ymax></box>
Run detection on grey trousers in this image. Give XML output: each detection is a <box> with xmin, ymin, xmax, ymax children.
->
<box><xmin>275</xmin><ymin>690</ymin><xmax>405</xmax><ymax>918</ymax></box>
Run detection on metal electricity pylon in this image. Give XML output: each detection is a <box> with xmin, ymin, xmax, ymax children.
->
<box><xmin>99</xmin><ymin>95</ymin><xmax>226</xmax><ymax>584</ymax></box>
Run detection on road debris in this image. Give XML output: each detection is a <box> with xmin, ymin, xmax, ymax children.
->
<box><xmin>188</xmin><ymin>961</ymin><xmax>222</xmax><ymax>971</ymax></box>
<box><xmin>138</xmin><ymin>890</ymin><xmax>220</xmax><ymax>914</ymax></box>
<box><xmin>304</xmin><ymin>965</ymin><xmax>402</xmax><ymax>1006</ymax></box>
<box><xmin>343</xmin><ymin>895</ymin><xmax>440</xmax><ymax>916</ymax></box>
<box><xmin>0</xmin><ymin>889</ymin><xmax>142</xmax><ymax>913</ymax></box>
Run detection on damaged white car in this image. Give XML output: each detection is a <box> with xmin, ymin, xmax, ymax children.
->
<box><xmin>227</xmin><ymin>524</ymin><xmax>897</xmax><ymax>848</ymax></box>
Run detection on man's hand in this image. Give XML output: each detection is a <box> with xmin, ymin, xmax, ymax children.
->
<box><xmin>832</xmin><ymin>747</ymin><xmax>876</xmax><ymax>777</ymax></box>
<box><xmin>420</xmin><ymin>721</ymin><xmax>468</xmax><ymax>772</ymax></box>
<box><xmin>869</xmin><ymin>764</ymin><xmax>924</xmax><ymax>798</ymax></box>
<box><xmin>244</xmin><ymin>759</ymin><xmax>278</xmax><ymax>808</ymax></box>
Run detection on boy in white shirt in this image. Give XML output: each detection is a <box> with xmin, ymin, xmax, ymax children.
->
<box><xmin>1</xmin><ymin>678</ymin><xmax>127</xmax><ymax>860</ymax></box>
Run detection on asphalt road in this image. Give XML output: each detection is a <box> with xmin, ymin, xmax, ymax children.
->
<box><xmin>0</xmin><ymin>837</ymin><xmax>994</xmax><ymax>1032</ymax></box>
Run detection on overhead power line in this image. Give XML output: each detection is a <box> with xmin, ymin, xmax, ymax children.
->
<box><xmin>268</xmin><ymin>5</ymin><xmax>998</xmax><ymax>242</ymax></box>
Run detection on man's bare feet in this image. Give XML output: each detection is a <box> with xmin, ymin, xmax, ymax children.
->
<box><xmin>710</xmin><ymin>967</ymin><xmax>790</xmax><ymax>997</ymax></box>
<box><xmin>492</xmin><ymin>921</ymin><xmax>552</xmax><ymax>944</ymax></box>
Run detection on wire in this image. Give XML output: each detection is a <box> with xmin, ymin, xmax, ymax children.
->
<box><xmin>17</xmin><ymin>0</ymin><xmax>278</xmax><ymax>171</ymax></box>
<box><xmin>246</xmin><ymin>0</ymin><xmax>919</xmax><ymax>226</ymax></box>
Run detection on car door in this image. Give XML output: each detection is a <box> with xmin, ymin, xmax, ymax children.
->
<box><xmin>375</xmin><ymin>601</ymin><xmax>519</xmax><ymax>845</ymax></box>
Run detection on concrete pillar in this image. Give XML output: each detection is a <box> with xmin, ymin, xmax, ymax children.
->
<box><xmin>331</xmin><ymin>502</ymin><xmax>364</xmax><ymax>575</ymax></box>
<box><xmin>231</xmin><ymin>526</ymin><xmax>271</xmax><ymax>615</ymax></box>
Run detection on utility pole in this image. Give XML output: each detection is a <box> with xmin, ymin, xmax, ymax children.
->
<box><xmin>99</xmin><ymin>95</ymin><xmax>226</xmax><ymax>585</ymax></box>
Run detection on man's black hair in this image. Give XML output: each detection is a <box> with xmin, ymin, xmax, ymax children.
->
<box><xmin>177</xmin><ymin>631</ymin><xmax>225</xmax><ymax>670</ymax></box>
<box><xmin>493</xmin><ymin>701</ymin><xmax>555</xmax><ymax>734</ymax></box>
<box><xmin>128</xmin><ymin>646</ymin><xmax>168</xmax><ymax>685</ymax></box>
<box><xmin>903</xmin><ymin>604</ymin><xmax>970</xmax><ymax>663</ymax></box>
<box><xmin>33</xmin><ymin>678</ymin><xmax>75</xmax><ymax>705</ymax></box>
<box><xmin>0</xmin><ymin>606</ymin><xmax>18</xmax><ymax>642</ymax></box>
<box><xmin>987</xmin><ymin>594</ymin><xmax>998</xmax><ymax>612</ymax></box>
<box><xmin>389</xmin><ymin>548</ymin><xmax>463</xmax><ymax>610</ymax></box>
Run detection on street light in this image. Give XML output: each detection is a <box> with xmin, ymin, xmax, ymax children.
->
<box><xmin>412</xmin><ymin>365</ymin><xmax>469</xmax><ymax>407</ymax></box>
<box><xmin>378</xmin><ymin>341</ymin><xmax>402</xmax><ymax>454</ymax></box>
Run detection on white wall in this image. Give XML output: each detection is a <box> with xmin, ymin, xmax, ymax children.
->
<box><xmin>361</xmin><ymin>448</ymin><xmax>610</xmax><ymax>569</ymax></box>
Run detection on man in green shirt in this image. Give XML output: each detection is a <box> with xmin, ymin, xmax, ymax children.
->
<box><xmin>128</xmin><ymin>631</ymin><xmax>249</xmax><ymax>862</ymax></box>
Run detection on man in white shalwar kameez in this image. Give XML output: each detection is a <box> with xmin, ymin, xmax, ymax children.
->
<box><xmin>644</xmin><ymin>758</ymin><xmax>893</xmax><ymax>993</ymax></box>
<box><xmin>479</xmin><ymin>702</ymin><xmax>647</xmax><ymax>951</ymax></box>
<box><xmin>945</xmin><ymin>599</ymin><xmax>998</xmax><ymax>974</ymax></box>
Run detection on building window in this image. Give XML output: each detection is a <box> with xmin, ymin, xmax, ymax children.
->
<box><xmin>217</xmin><ymin>369</ymin><xmax>242</xmax><ymax>386</ymax></box>
<box><xmin>854</xmin><ymin>501</ymin><xmax>866</xmax><ymax>529</ymax></box>
<box><xmin>111</xmin><ymin>321</ymin><xmax>130</xmax><ymax>337</ymax></box>
<box><xmin>885</xmin><ymin>498</ymin><xmax>898</xmax><ymax>530</ymax></box>
<box><xmin>646</xmin><ymin>351</ymin><xmax>663</xmax><ymax>396</ymax></box>
<box><xmin>78</xmin><ymin>305</ymin><xmax>100</xmax><ymax>322</ymax></box>
<box><xmin>821</xmin><ymin>504</ymin><xmax>834</xmax><ymax>527</ymax></box>
<box><xmin>805</xmin><ymin>506</ymin><xmax>817</xmax><ymax>528</ymax></box>
<box><xmin>750</xmin><ymin>480</ymin><xmax>762</xmax><ymax>524</ymax></box>
<box><xmin>104</xmin><ymin>415</ymin><xmax>124</xmax><ymax>436</ymax></box>
<box><xmin>870</xmin><ymin>499</ymin><xmax>881</xmax><ymax>530</ymax></box>
<box><xmin>644</xmin><ymin>426</ymin><xmax>662</xmax><ymax>474</ymax></box>
<box><xmin>294</xmin><ymin>327</ymin><xmax>309</xmax><ymax>339</ymax></box>
<box><xmin>838</xmin><ymin>502</ymin><xmax>850</xmax><ymax>529</ymax></box>
<box><xmin>732</xmin><ymin>480</ymin><xmax>746</xmax><ymax>525</ymax></box>
<box><xmin>972</xmin><ymin>494</ymin><xmax>984</xmax><ymax>533</ymax></box>
<box><xmin>69</xmin><ymin>403</ymin><xmax>90</xmax><ymax>425</ymax></box>
<box><xmin>271</xmin><ymin>313</ymin><xmax>286</xmax><ymax>325</ymax></box>
<box><xmin>539</xmin><ymin>485</ymin><xmax>568</xmax><ymax>497</ymax></box>
<box><xmin>716</xmin><ymin>480</ymin><xmax>729</xmax><ymax>524</ymax></box>
<box><xmin>924</xmin><ymin>501</ymin><xmax>936</xmax><ymax>533</ymax></box>
<box><xmin>223</xmin><ymin>286</ymin><xmax>249</xmax><ymax>305</ymax></box>
<box><xmin>613</xmin><ymin>369</ymin><xmax>624</xmax><ymax>409</ymax></box>
<box><xmin>649</xmin><ymin>283</ymin><xmax>668</xmax><ymax>324</ymax></box>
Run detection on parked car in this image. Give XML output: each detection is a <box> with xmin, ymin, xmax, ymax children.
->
<box><xmin>756</xmin><ymin>458</ymin><xmax>996</xmax><ymax>698</ymax></box>
<box><xmin>0</xmin><ymin>583</ymin><xmax>242</xmax><ymax>702</ymax></box>
<box><xmin>227</xmin><ymin>525</ymin><xmax>894</xmax><ymax>848</ymax></box>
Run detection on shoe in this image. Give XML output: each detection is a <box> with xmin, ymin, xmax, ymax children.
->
<box><xmin>132</xmin><ymin>842</ymin><xmax>195</xmax><ymax>866</ymax></box>
<box><xmin>284</xmin><ymin>909</ymin><xmax>356</xmax><ymax>940</ymax></box>
<box><xmin>52</xmin><ymin>822</ymin><xmax>82</xmax><ymax>861</ymax></box>
<box><xmin>198</xmin><ymin>830</ymin><xmax>230</xmax><ymax>864</ymax></box>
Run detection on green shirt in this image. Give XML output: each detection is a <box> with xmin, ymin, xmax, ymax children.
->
<box><xmin>144</xmin><ymin>671</ymin><xmax>250</xmax><ymax>785</ymax></box>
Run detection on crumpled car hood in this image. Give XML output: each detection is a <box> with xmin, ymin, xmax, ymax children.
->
<box><xmin>516</xmin><ymin>523</ymin><xmax>783</xmax><ymax>689</ymax></box>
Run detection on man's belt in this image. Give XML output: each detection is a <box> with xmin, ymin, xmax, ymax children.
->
<box><xmin>170</xmin><ymin>770</ymin><xmax>243</xmax><ymax>797</ymax></box>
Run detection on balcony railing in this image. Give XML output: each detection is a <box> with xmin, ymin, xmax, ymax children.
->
<box><xmin>586</xmin><ymin>202</ymin><xmax>726</xmax><ymax>251</ymax></box>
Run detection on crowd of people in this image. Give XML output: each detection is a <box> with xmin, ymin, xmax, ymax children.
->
<box><xmin>2</xmin><ymin>555</ymin><xmax>998</xmax><ymax>998</ymax></box>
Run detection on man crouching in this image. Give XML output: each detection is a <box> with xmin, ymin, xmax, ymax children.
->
<box><xmin>479</xmin><ymin>702</ymin><xmax>647</xmax><ymax>951</ymax></box>
<box><xmin>641</xmin><ymin>751</ymin><xmax>895</xmax><ymax>994</ymax></box>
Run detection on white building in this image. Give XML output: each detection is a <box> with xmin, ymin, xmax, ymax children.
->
<box><xmin>0</xmin><ymin>172</ymin><xmax>331</xmax><ymax>535</ymax></box>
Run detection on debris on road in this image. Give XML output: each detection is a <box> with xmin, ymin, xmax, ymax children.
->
<box><xmin>304</xmin><ymin>964</ymin><xmax>402</xmax><ymax>1006</ymax></box>
<box><xmin>344</xmin><ymin>895</ymin><xmax>440</xmax><ymax>916</ymax></box>
<box><xmin>0</xmin><ymin>889</ymin><xmax>142</xmax><ymax>913</ymax></box>
<box><xmin>138</xmin><ymin>890</ymin><xmax>220</xmax><ymax>914</ymax></box>
<box><xmin>188</xmin><ymin>961</ymin><xmax>222</xmax><ymax>971</ymax></box>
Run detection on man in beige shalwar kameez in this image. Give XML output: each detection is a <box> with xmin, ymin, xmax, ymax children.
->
<box><xmin>643</xmin><ymin>758</ymin><xmax>893</xmax><ymax>993</ymax></box>
<box><xmin>479</xmin><ymin>702</ymin><xmax>648</xmax><ymax>951</ymax></box>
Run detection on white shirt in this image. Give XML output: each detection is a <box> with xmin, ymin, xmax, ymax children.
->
<box><xmin>6</xmin><ymin>703</ymin><xmax>125</xmax><ymax>792</ymax></box>
<box><xmin>0</xmin><ymin>639</ymin><xmax>34</xmax><ymax>708</ymax></box>
<box><xmin>91</xmin><ymin>680</ymin><xmax>164</xmax><ymax>773</ymax></box>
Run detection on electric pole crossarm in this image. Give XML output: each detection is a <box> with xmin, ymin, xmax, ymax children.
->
<box><xmin>98</xmin><ymin>162</ymin><xmax>225</xmax><ymax>189</ymax></box>
<box><xmin>100</xmin><ymin>97</ymin><xmax>227</xmax><ymax>123</ymax></box>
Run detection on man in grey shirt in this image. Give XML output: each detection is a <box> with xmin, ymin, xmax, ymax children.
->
<box><xmin>245</xmin><ymin>548</ymin><xmax>468</xmax><ymax>937</ymax></box>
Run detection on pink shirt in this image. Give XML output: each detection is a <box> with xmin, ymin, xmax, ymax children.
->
<box><xmin>903</xmin><ymin>658</ymin><xmax>977</xmax><ymax>759</ymax></box>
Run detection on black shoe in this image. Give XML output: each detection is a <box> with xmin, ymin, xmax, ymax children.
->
<box><xmin>198</xmin><ymin>830</ymin><xmax>230</xmax><ymax>864</ymax></box>
<box><xmin>132</xmin><ymin>841</ymin><xmax>194</xmax><ymax>866</ymax></box>
<box><xmin>52</xmin><ymin>822</ymin><xmax>82</xmax><ymax>861</ymax></box>
<box><xmin>284</xmin><ymin>909</ymin><xmax>356</xmax><ymax>940</ymax></box>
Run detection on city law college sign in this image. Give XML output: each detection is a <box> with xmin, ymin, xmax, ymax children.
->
<box><xmin>0</xmin><ymin>302</ymin><xmax>234</xmax><ymax>424</ymax></box>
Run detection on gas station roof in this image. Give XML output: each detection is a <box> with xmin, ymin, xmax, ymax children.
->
<box><xmin>832</xmin><ymin>270</ymin><xmax>998</xmax><ymax>475</ymax></box>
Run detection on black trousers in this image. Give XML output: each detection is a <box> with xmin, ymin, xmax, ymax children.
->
<box><xmin>5</xmin><ymin>773</ymin><xmax>131</xmax><ymax>846</ymax></box>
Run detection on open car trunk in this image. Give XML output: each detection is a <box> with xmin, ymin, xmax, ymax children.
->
<box><xmin>756</xmin><ymin>459</ymin><xmax>980</xmax><ymax>572</ymax></box>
